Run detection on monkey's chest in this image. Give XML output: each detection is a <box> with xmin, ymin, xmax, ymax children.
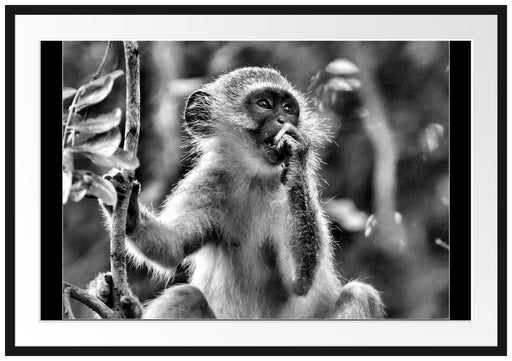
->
<box><xmin>188</xmin><ymin>240</ymin><xmax>289</xmax><ymax>318</ymax></box>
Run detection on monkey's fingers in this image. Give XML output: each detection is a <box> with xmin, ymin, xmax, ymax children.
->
<box><xmin>126</xmin><ymin>180</ymin><xmax>141</xmax><ymax>235</ymax></box>
<box><xmin>103</xmin><ymin>172</ymin><xmax>130</xmax><ymax>200</ymax></box>
<box><xmin>131</xmin><ymin>179</ymin><xmax>141</xmax><ymax>195</ymax></box>
<box><xmin>129</xmin><ymin>180</ymin><xmax>141</xmax><ymax>211</ymax></box>
<box><xmin>275</xmin><ymin>123</ymin><xmax>305</xmax><ymax>143</ymax></box>
<box><xmin>274</xmin><ymin>123</ymin><xmax>294</xmax><ymax>143</ymax></box>
<box><xmin>276</xmin><ymin>134</ymin><xmax>298</xmax><ymax>156</ymax></box>
<box><xmin>112</xmin><ymin>171</ymin><xmax>134</xmax><ymax>185</ymax></box>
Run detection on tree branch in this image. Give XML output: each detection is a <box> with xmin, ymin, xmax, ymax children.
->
<box><xmin>348</xmin><ymin>42</ymin><xmax>406</xmax><ymax>252</ymax></box>
<box><xmin>62</xmin><ymin>282</ymin><xmax>122</xmax><ymax>319</ymax></box>
<box><xmin>108</xmin><ymin>41</ymin><xmax>141</xmax><ymax>314</ymax></box>
<box><xmin>62</xmin><ymin>286</ymin><xmax>75</xmax><ymax>319</ymax></box>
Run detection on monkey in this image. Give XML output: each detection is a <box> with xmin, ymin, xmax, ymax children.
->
<box><xmin>89</xmin><ymin>67</ymin><xmax>384</xmax><ymax>319</ymax></box>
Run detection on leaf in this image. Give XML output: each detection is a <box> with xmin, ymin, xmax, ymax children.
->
<box><xmin>71</xmin><ymin>170</ymin><xmax>93</xmax><ymax>189</ymax></box>
<box><xmin>62</xmin><ymin>150</ymin><xmax>74</xmax><ymax>204</ymax></box>
<box><xmin>85</xmin><ymin>148</ymin><xmax>140</xmax><ymax>170</ymax></box>
<box><xmin>87</xmin><ymin>173</ymin><xmax>117</xmax><ymax>206</ymax></box>
<box><xmin>69</xmin><ymin>170</ymin><xmax>91</xmax><ymax>203</ymax></box>
<box><xmin>63</xmin><ymin>149</ymin><xmax>74</xmax><ymax>172</ymax></box>
<box><xmin>63</xmin><ymin>87</ymin><xmax>77</xmax><ymax>101</ymax></box>
<box><xmin>70</xmin><ymin>170</ymin><xmax>117</xmax><ymax>205</ymax></box>
<box><xmin>70</xmin><ymin>108</ymin><xmax>122</xmax><ymax>134</ymax></box>
<box><xmin>69</xmin><ymin>188</ymin><xmax>87</xmax><ymax>202</ymax></box>
<box><xmin>63</xmin><ymin>112</ymin><xmax>83</xmax><ymax>127</ymax></box>
<box><xmin>74</xmin><ymin>70</ymin><xmax>124</xmax><ymax>112</ymax></box>
<box><xmin>75</xmin><ymin>76</ymin><xmax>114</xmax><ymax>111</ymax></box>
<box><xmin>95</xmin><ymin>69</ymin><xmax>124</xmax><ymax>83</ymax></box>
<box><xmin>63</xmin><ymin>171</ymin><xmax>72</xmax><ymax>204</ymax></box>
<box><xmin>67</xmin><ymin>128</ymin><xmax>121</xmax><ymax>157</ymax></box>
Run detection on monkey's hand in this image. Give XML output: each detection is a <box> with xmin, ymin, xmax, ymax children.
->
<box><xmin>86</xmin><ymin>272</ymin><xmax>143</xmax><ymax>318</ymax></box>
<box><xmin>99</xmin><ymin>171</ymin><xmax>141</xmax><ymax>235</ymax></box>
<box><xmin>275</xmin><ymin>124</ymin><xmax>311</xmax><ymax>184</ymax></box>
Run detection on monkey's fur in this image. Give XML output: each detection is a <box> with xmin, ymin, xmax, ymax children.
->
<box><xmin>90</xmin><ymin>67</ymin><xmax>384</xmax><ymax>319</ymax></box>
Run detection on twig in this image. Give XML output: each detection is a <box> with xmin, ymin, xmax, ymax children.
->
<box><xmin>62</xmin><ymin>287</ymin><xmax>75</xmax><ymax>319</ymax></box>
<box><xmin>62</xmin><ymin>87</ymin><xmax>84</xmax><ymax>148</ymax></box>
<box><xmin>81</xmin><ymin>41</ymin><xmax>113</xmax><ymax>134</ymax></box>
<box><xmin>108</xmin><ymin>41</ymin><xmax>141</xmax><ymax>314</ymax></box>
<box><xmin>62</xmin><ymin>282</ymin><xmax>122</xmax><ymax>319</ymax></box>
<box><xmin>91</xmin><ymin>41</ymin><xmax>112</xmax><ymax>80</ymax></box>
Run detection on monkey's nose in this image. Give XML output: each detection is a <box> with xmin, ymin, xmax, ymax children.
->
<box><xmin>276</xmin><ymin>117</ymin><xmax>285</xmax><ymax>125</ymax></box>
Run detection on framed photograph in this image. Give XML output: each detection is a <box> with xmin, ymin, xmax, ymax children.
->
<box><xmin>5</xmin><ymin>4</ymin><xmax>506</xmax><ymax>356</ymax></box>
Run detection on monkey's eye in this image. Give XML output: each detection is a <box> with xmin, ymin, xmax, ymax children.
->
<box><xmin>283</xmin><ymin>104</ymin><xmax>294</xmax><ymax>114</ymax></box>
<box><xmin>256</xmin><ymin>99</ymin><xmax>272</xmax><ymax>109</ymax></box>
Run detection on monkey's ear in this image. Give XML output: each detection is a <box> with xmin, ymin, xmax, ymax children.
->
<box><xmin>184</xmin><ymin>90</ymin><xmax>213</xmax><ymax>137</ymax></box>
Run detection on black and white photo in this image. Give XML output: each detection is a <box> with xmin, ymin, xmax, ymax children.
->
<box><xmin>62</xmin><ymin>41</ymin><xmax>449</xmax><ymax>320</ymax></box>
<box><xmin>4</xmin><ymin>5</ymin><xmax>505</xmax><ymax>356</ymax></box>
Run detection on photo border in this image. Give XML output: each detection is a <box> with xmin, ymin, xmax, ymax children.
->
<box><xmin>4</xmin><ymin>4</ymin><xmax>507</xmax><ymax>356</ymax></box>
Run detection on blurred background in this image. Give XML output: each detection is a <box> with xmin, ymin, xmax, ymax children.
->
<box><xmin>63</xmin><ymin>41</ymin><xmax>449</xmax><ymax>318</ymax></box>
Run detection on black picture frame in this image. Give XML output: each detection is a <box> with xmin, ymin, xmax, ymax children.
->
<box><xmin>4</xmin><ymin>4</ymin><xmax>507</xmax><ymax>356</ymax></box>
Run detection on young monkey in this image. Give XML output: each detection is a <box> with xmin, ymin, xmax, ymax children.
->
<box><xmin>91</xmin><ymin>67</ymin><xmax>384</xmax><ymax>319</ymax></box>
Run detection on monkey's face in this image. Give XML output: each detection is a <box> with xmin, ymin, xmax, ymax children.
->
<box><xmin>245</xmin><ymin>88</ymin><xmax>300</xmax><ymax>165</ymax></box>
<box><xmin>184</xmin><ymin>68</ymin><xmax>315</xmax><ymax>176</ymax></box>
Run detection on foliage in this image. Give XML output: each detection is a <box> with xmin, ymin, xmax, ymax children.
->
<box><xmin>62</xmin><ymin>70</ymin><xmax>139</xmax><ymax>206</ymax></box>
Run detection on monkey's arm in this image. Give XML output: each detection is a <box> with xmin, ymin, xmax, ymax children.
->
<box><xmin>126</xmin><ymin>202</ymin><xmax>213</xmax><ymax>271</ymax></box>
<box><xmin>278</xmin><ymin>130</ymin><xmax>323</xmax><ymax>296</ymax></box>
<box><xmin>285</xmin><ymin>164</ymin><xmax>323</xmax><ymax>296</ymax></box>
<box><xmin>101</xmin><ymin>173</ymin><xmax>216</xmax><ymax>271</ymax></box>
